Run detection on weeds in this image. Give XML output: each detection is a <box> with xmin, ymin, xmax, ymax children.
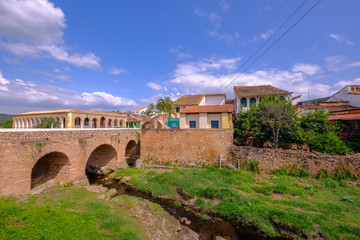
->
<box><xmin>112</xmin><ymin>167</ymin><xmax>360</xmax><ymax>239</ymax></box>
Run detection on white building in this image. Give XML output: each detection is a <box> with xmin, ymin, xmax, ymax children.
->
<box><xmin>327</xmin><ymin>85</ymin><xmax>360</xmax><ymax>107</ymax></box>
<box><xmin>173</xmin><ymin>93</ymin><xmax>233</xmax><ymax>129</ymax></box>
<box><xmin>233</xmin><ymin>85</ymin><xmax>292</xmax><ymax>114</ymax></box>
<box><xmin>132</xmin><ymin>107</ymin><xmax>148</xmax><ymax>116</ymax></box>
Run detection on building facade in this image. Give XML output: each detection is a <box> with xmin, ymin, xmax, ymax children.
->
<box><xmin>179</xmin><ymin>105</ymin><xmax>233</xmax><ymax>129</ymax></box>
<box><xmin>13</xmin><ymin>109</ymin><xmax>128</xmax><ymax>129</ymax></box>
<box><xmin>173</xmin><ymin>93</ymin><xmax>233</xmax><ymax>129</ymax></box>
<box><xmin>326</xmin><ymin>85</ymin><xmax>360</xmax><ymax>107</ymax></box>
<box><xmin>132</xmin><ymin>107</ymin><xmax>148</xmax><ymax>116</ymax></box>
<box><xmin>234</xmin><ymin>85</ymin><xmax>292</xmax><ymax>114</ymax></box>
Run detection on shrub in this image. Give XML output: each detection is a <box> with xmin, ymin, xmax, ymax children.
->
<box><xmin>288</xmin><ymin>164</ymin><xmax>310</xmax><ymax>178</ymax></box>
<box><xmin>198</xmin><ymin>187</ymin><xmax>219</xmax><ymax>199</ymax></box>
<box><xmin>308</xmin><ymin>132</ymin><xmax>350</xmax><ymax>155</ymax></box>
<box><xmin>324</xmin><ymin>178</ymin><xmax>339</xmax><ymax>188</ymax></box>
<box><xmin>317</xmin><ymin>168</ymin><xmax>330</xmax><ymax>179</ymax></box>
<box><xmin>250</xmin><ymin>160</ymin><xmax>261</xmax><ymax>173</ymax></box>
<box><xmin>271</xmin><ymin>167</ymin><xmax>288</xmax><ymax>176</ymax></box>
<box><xmin>344</xmin><ymin>167</ymin><xmax>358</xmax><ymax>181</ymax></box>
<box><xmin>194</xmin><ymin>198</ymin><xmax>205</xmax><ymax>207</ymax></box>
<box><xmin>334</xmin><ymin>167</ymin><xmax>358</xmax><ymax>181</ymax></box>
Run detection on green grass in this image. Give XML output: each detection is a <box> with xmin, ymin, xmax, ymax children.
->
<box><xmin>0</xmin><ymin>187</ymin><xmax>141</xmax><ymax>240</ymax></box>
<box><xmin>113</xmin><ymin>167</ymin><xmax>360</xmax><ymax>239</ymax></box>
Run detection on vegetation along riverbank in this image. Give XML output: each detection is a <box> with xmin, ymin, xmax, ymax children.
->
<box><xmin>112</xmin><ymin>166</ymin><xmax>360</xmax><ymax>239</ymax></box>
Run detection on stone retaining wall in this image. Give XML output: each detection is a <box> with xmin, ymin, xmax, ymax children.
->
<box><xmin>140</xmin><ymin>129</ymin><xmax>233</xmax><ymax>166</ymax></box>
<box><xmin>232</xmin><ymin>146</ymin><xmax>360</xmax><ymax>176</ymax></box>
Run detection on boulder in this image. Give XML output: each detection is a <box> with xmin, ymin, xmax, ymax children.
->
<box><xmin>120</xmin><ymin>176</ymin><xmax>131</xmax><ymax>184</ymax></box>
<box><xmin>177</xmin><ymin>226</ymin><xmax>199</xmax><ymax>240</ymax></box>
<box><xmin>86</xmin><ymin>185</ymin><xmax>107</xmax><ymax>193</ymax></box>
<box><xmin>180</xmin><ymin>217</ymin><xmax>191</xmax><ymax>225</ymax></box>
<box><xmin>216</xmin><ymin>236</ymin><xmax>226</xmax><ymax>240</ymax></box>
<box><xmin>224</xmin><ymin>164</ymin><xmax>236</xmax><ymax>170</ymax></box>
<box><xmin>108</xmin><ymin>188</ymin><xmax>117</xmax><ymax>197</ymax></box>
<box><xmin>135</xmin><ymin>159</ymin><xmax>143</xmax><ymax>168</ymax></box>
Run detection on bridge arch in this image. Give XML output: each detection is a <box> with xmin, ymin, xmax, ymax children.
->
<box><xmin>125</xmin><ymin>140</ymin><xmax>137</xmax><ymax>158</ymax></box>
<box><xmin>31</xmin><ymin>152</ymin><xmax>70</xmax><ymax>188</ymax></box>
<box><xmin>86</xmin><ymin>144</ymin><xmax>118</xmax><ymax>176</ymax></box>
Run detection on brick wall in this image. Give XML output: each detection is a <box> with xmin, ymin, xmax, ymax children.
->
<box><xmin>0</xmin><ymin>129</ymin><xmax>139</xmax><ymax>196</ymax></box>
<box><xmin>232</xmin><ymin>146</ymin><xmax>360</xmax><ymax>177</ymax></box>
<box><xmin>140</xmin><ymin>129</ymin><xmax>234</xmax><ymax>166</ymax></box>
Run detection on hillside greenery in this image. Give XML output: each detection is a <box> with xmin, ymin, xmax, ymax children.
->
<box><xmin>113</xmin><ymin>167</ymin><xmax>360</xmax><ymax>239</ymax></box>
<box><xmin>0</xmin><ymin>113</ymin><xmax>12</xmax><ymax>124</ymax></box>
<box><xmin>0</xmin><ymin>119</ymin><xmax>13</xmax><ymax>128</ymax></box>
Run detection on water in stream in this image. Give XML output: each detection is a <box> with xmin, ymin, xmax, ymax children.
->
<box><xmin>89</xmin><ymin>174</ymin><xmax>286</xmax><ymax>240</ymax></box>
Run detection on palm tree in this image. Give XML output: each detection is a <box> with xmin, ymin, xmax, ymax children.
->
<box><xmin>145</xmin><ymin>103</ymin><xmax>156</xmax><ymax>118</ymax></box>
<box><xmin>156</xmin><ymin>97</ymin><xmax>175</xmax><ymax>117</ymax></box>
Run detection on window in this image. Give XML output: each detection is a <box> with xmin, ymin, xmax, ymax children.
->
<box><xmin>250</xmin><ymin>97</ymin><xmax>256</xmax><ymax>106</ymax></box>
<box><xmin>189</xmin><ymin>121</ymin><xmax>196</xmax><ymax>128</ymax></box>
<box><xmin>176</xmin><ymin>107</ymin><xmax>180</xmax><ymax>113</ymax></box>
<box><xmin>211</xmin><ymin>120</ymin><xmax>219</xmax><ymax>129</ymax></box>
<box><xmin>240</xmin><ymin>98</ymin><xmax>247</xmax><ymax>107</ymax></box>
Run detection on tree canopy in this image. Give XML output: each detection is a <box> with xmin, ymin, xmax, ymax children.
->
<box><xmin>156</xmin><ymin>97</ymin><xmax>175</xmax><ymax>117</ymax></box>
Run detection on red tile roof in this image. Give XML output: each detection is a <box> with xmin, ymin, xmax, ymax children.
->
<box><xmin>180</xmin><ymin>104</ymin><xmax>233</xmax><ymax>114</ymax></box>
<box><xmin>329</xmin><ymin>113</ymin><xmax>360</xmax><ymax>121</ymax></box>
<box><xmin>234</xmin><ymin>85</ymin><xmax>291</xmax><ymax>97</ymax></box>
<box><xmin>225</xmin><ymin>99</ymin><xmax>234</xmax><ymax>104</ymax></box>
<box><xmin>133</xmin><ymin>107</ymin><xmax>147</xmax><ymax>111</ymax></box>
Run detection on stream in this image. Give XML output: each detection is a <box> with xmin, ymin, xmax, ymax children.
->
<box><xmin>89</xmin><ymin>174</ymin><xmax>286</xmax><ymax>240</ymax></box>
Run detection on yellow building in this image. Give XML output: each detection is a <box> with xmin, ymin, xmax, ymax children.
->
<box><xmin>13</xmin><ymin>109</ymin><xmax>128</xmax><ymax>129</ymax></box>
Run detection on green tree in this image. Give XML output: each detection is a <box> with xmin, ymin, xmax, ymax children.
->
<box><xmin>156</xmin><ymin>97</ymin><xmax>175</xmax><ymax>117</ymax></box>
<box><xmin>233</xmin><ymin>104</ymin><xmax>260</xmax><ymax>144</ymax></box>
<box><xmin>299</xmin><ymin>109</ymin><xmax>330</xmax><ymax>134</ymax></box>
<box><xmin>145</xmin><ymin>103</ymin><xmax>156</xmax><ymax>118</ymax></box>
<box><xmin>35</xmin><ymin>117</ymin><xmax>59</xmax><ymax>128</ymax></box>
<box><xmin>0</xmin><ymin>119</ymin><xmax>13</xmax><ymax>128</ymax></box>
<box><xmin>257</xmin><ymin>97</ymin><xmax>297</xmax><ymax>148</ymax></box>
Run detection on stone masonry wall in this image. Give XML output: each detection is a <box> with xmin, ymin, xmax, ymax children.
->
<box><xmin>233</xmin><ymin>146</ymin><xmax>360</xmax><ymax>177</ymax></box>
<box><xmin>0</xmin><ymin>129</ymin><xmax>139</xmax><ymax>197</ymax></box>
<box><xmin>140</xmin><ymin>129</ymin><xmax>233</xmax><ymax>166</ymax></box>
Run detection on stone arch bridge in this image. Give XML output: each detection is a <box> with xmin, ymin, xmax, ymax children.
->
<box><xmin>0</xmin><ymin>128</ymin><xmax>140</xmax><ymax>197</ymax></box>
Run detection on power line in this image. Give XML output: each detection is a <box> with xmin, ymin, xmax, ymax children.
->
<box><xmin>215</xmin><ymin>0</ymin><xmax>289</xmax><ymax>93</ymax></box>
<box><xmin>218</xmin><ymin>0</ymin><xmax>322</xmax><ymax>93</ymax></box>
<box><xmin>214</xmin><ymin>0</ymin><xmax>309</xmax><ymax>93</ymax></box>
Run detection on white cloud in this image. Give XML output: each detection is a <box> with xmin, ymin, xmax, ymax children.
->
<box><xmin>0</xmin><ymin>0</ymin><xmax>65</xmax><ymax>45</ymax></box>
<box><xmin>218</xmin><ymin>0</ymin><xmax>229</xmax><ymax>11</ymax></box>
<box><xmin>140</xmin><ymin>92</ymin><xmax>180</xmax><ymax>105</ymax></box>
<box><xmin>329</xmin><ymin>33</ymin><xmax>354</xmax><ymax>46</ymax></box>
<box><xmin>325</xmin><ymin>55</ymin><xmax>360</xmax><ymax>72</ymax></box>
<box><xmin>0</xmin><ymin>71</ymin><xmax>10</xmax><ymax>85</ymax></box>
<box><xmin>348</xmin><ymin>62</ymin><xmax>360</xmax><ymax>68</ymax></box>
<box><xmin>247</xmin><ymin>30</ymin><xmax>274</xmax><ymax>43</ymax></box>
<box><xmin>146</xmin><ymin>82</ymin><xmax>163</xmax><ymax>91</ymax></box>
<box><xmin>0</xmin><ymin>0</ymin><xmax>101</xmax><ymax>69</ymax></box>
<box><xmin>292</xmin><ymin>63</ymin><xmax>321</xmax><ymax>76</ymax></box>
<box><xmin>0</xmin><ymin>71</ymin><xmax>137</xmax><ymax>113</ymax></box>
<box><xmin>110</xmin><ymin>67</ymin><xmax>128</xmax><ymax>75</ymax></box>
<box><xmin>164</xmin><ymin>57</ymin><xmax>359</xmax><ymax>101</ymax></box>
<box><xmin>194</xmin><ymin>10</ymin><xmax>237</xmax><ymax>44</ymax></box>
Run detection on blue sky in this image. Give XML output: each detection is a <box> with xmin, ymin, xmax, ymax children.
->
<box><xmin>0</xmin><ymin>0</ymin><xmax>359</xmax><ymax>114</ymax></box>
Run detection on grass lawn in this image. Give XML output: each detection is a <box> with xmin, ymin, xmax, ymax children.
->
<box><xmin>113</xmin><ymin>167</ymin><xmax>360</xmax><ymax>239</ymax></box>
<box><xmin>0</xmin><ymin>187</ymin><xmax>146</xmax><ymax>240</ymax></box>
